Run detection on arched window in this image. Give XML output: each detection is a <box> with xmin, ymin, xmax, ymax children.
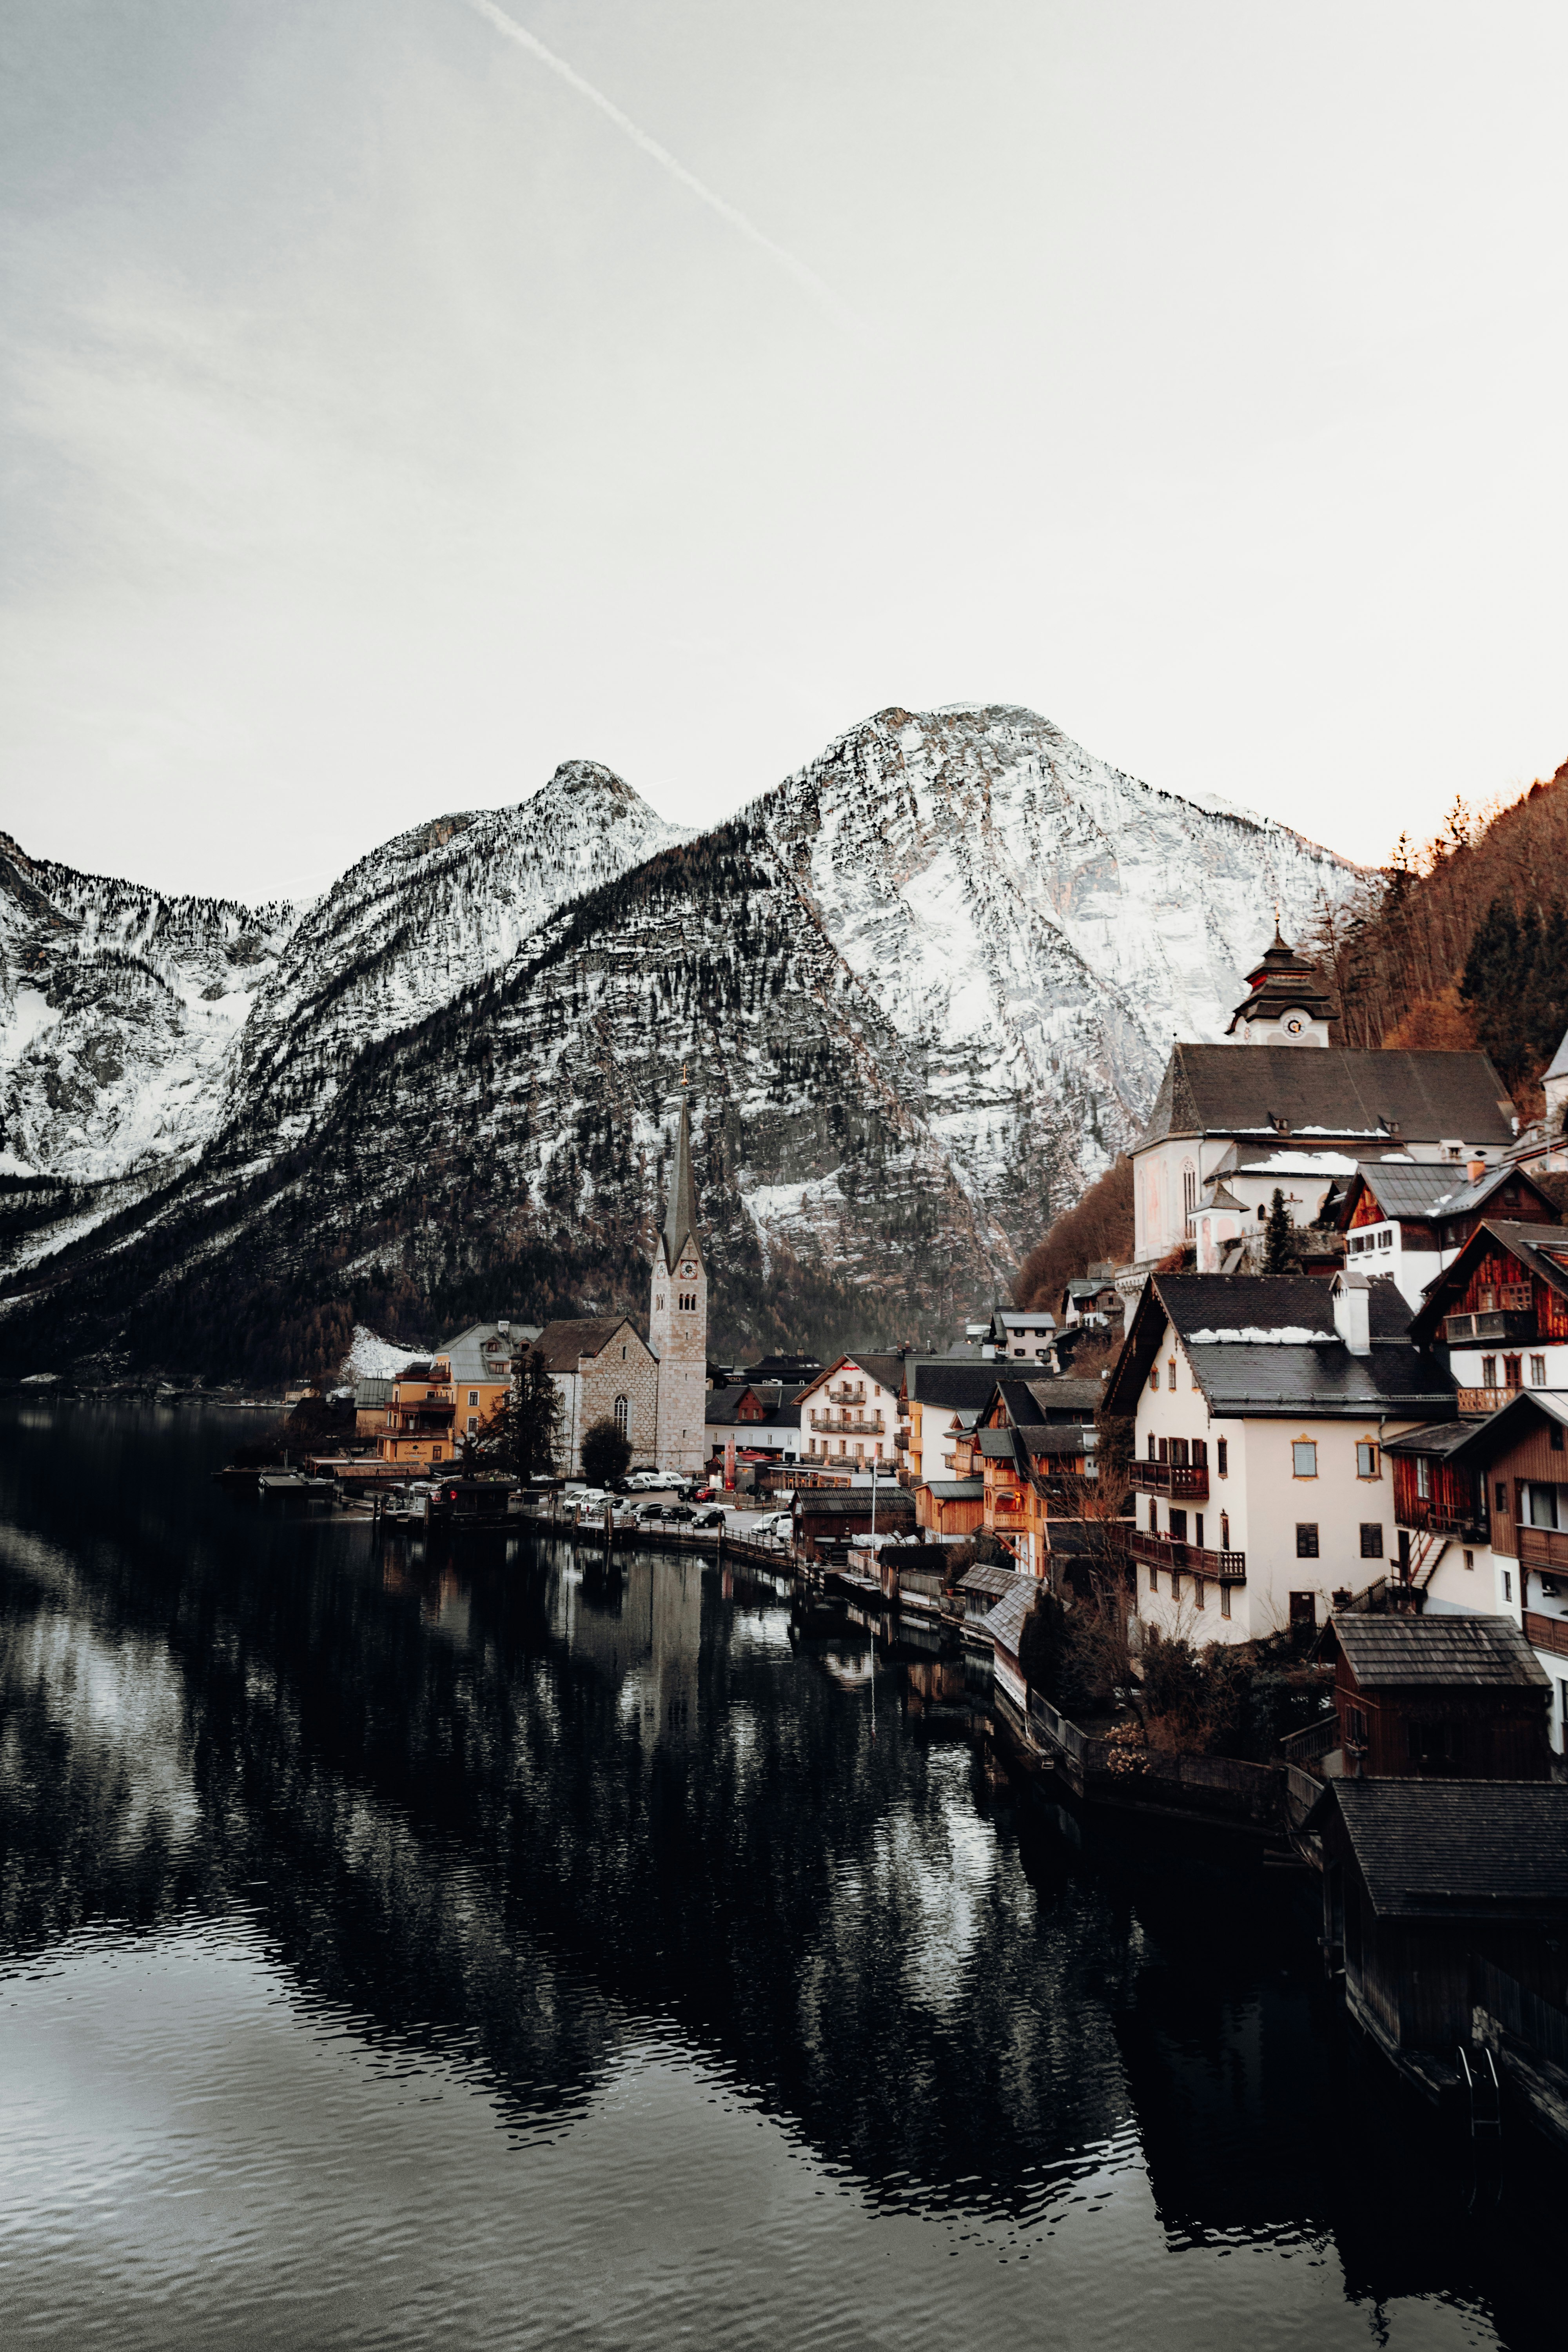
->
<box><xmin>1182</xmin><ymin>1162</ymin><xmax>1197</xmax><ymax>1227</ymax></box>
<box><xmin>614</xmin><ymin>1395</ymin><xmax>629</xmax><ymax>1439</ymax></box>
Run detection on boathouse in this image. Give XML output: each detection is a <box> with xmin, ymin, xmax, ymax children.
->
<box><xmin>1317</xmin><ymin>1778</ymin><xmax>1568</xmax><ymax>2085</ymax></box>
<box><xmin>1326</xmin><ymin>1612</ymin><xmax>1553</xmax><ymax>1780</ymax></box>
<box><xmin>792</xmin><ymin>1486</ymin><xmax>916</xmax><ymax>1561</ymax></box>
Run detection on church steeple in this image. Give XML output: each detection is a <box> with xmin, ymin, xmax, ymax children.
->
<box><xmin>661</xmin><ymin>1093</ymin><xmax>701</xmax><ymax>1272</ymax></box>
<box><xmin>648</xmin><ymin>1087</ymin><xmax>708</xmax><ymax>1474</ymax></box>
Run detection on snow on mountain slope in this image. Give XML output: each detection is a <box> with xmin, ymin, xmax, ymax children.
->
<box><xmin>0</xmin><ymin>833</ymin><xmax>298</xmax><ymax>1181</ymax></box>
<box><xmin>219</xmin><ymin>761</ymin><xmax>688</xmax><ymax>1143</ymax></box>
<box><xmin>751</xmin><ymin>705</ymin><xmax>1353</xmax><ymax>1247</ymax></box>
<box><xmin>0</xmin><ymin>708</ymin><xmax>1363</xmax><ymax>1373</ymax></box>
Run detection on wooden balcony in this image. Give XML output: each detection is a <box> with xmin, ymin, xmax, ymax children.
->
<box><xmin>810</xmin><ymin>1412</ymin><xmax>884</xmax><ymax>1436</ymax></box>
<box><xmin>1444</xmin><ymin>1306</ymin><xmax>1535</xmax><ymax>1345</ymax></box>
<box><xmin>1456</xmin><ymin>1386</ymin><xmax>1521</xmax><ymax>1417</ymax></box>
<box><xmin>1519</xmin><ymin>1524</ymin><xmax>1568</xmax><ymax>1575</ymax></box>
<box><xmin>1523</xmin><ymin>1609</ymin><xmax>1568</xmax><ymax>1660</ymax></box>
<box><xmin>1130</xmin><ymin>1461</ymin><xmax>1210</xmax><ymax>1501</ymax></box>
<box><xmin>1127</xmin><ymin>1527</ymin><xmax>1246</xmax><ymax>1581</ymax></box>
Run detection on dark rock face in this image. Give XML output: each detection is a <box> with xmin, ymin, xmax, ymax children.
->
<box><xmin>0</xmin><ymin>715</ymin><xmax>1352</xmax><ymax>1378</ymax></box>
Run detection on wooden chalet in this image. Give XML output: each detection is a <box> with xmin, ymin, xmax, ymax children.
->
<box><xmin>792</xmin><ymin>1486</ymin><xmax>916</xmax><ymax>1562</ymax></box>
<box><xmin>1325</xmin><ymin>1612</ymin><xmax>1552</xmax><ymax>1780</ymax></box>
<box><xmin>1332</xmin><ymin>1159</ymin><xmax>1560</xmax><ymax>1312</ymax></box>
<box><xmin>1408</xmin><ymin>1217</ymin><xmax>1568</xmax><ymax>1416</ymax></box>
<box><xmin>1316</xmin><ymin>1779</ymin><xmax>1568</xmax><ymax>2100</ymax></box>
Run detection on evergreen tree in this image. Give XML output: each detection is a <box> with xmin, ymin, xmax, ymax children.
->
<box><xmin>580</xmin><ymin>1417</ymin><xmax>632</xmax><ymax>1487</ymax></box>
<box><xmin>1263</xmin><ymin>1188</ymin><xmax>1293</xmax><ymax>1275</ymax></box>
<box><xmin>481</xmin><ymin>1347</ymin><xmax>563</xmax><ymax>1477</ymax></box>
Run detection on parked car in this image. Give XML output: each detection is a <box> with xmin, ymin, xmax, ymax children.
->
<box><xmin>753</xmin><ymin>1510</ymin><xmax>795</xmax><ymax>1541</ymax></box>
<box><xmin>634</xmin><ymin>1501</ymin><xmax>670</xmax><ymax>1523</ymax></box>
<box><xmin>690</xmin><ymin>1506</ymin><xmax>726</xmax><ymax>1529</ymax></box>
<box><xmin>663</xmin><ymin>1503</ymin><xmax>697</xmax><ymax>1525</ymax></box>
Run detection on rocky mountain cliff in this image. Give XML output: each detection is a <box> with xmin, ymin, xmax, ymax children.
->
<box><xmin>0</xmin><ymin>708</ymin><xmax>1355</xmax><ymax>1379</ymax></box>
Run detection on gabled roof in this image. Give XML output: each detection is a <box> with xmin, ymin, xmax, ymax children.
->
<box><xmin>1330</xmin><ymin>1612</ymin><xmax>1550</xmax><ymax>1690</ymax></box>
<box><xmin>799</xmin><ymin>1351</ymin><xmax>908</xmax><ymax>1401</ymax></box>
<box><xmin>1104</xmin><ymin>1273</ymin><xmax>1453</xmax><ymax>1420</ymax></box>
<box><xmin>1023</xmin><ymin>1376</ymin><xmax>1103</xmax><ymax>1421</ymax></box>
<box><xmin>1339</xmin><ymin>1160</ymin><xmax>1558</xmax><ymax>1230</ymax></box>
<box><xmin>1420</xmin><ymin>1385</ymin><xmax>1568</xmax><ymax>1467</ymax></box>
<box><xmin>957</xmin><ymin>1563</ymin><xmax>1023</xmax><ymax>1601</ymax></box>
<box><xmin>1380</xmin><ymin>1419</ymin><xmax>1476</xmax><ymax>1459</ymax></box>
<box><xmin>1409</xmin><ymin>1218</ymin><xmax>1568</xmax><ymax>1346</ymax></box>
<box><xmin>533</xmin><ymin>1316</ymin><xmax>643</xmax><ymax>1371</ymax></box>
<box><xmin>991</xmin><ymin>1377</ymin><xmax>1047</xmax><ymax>1426</ymax></box>
<box><xmin>1326</xmin><ymin>1780</ymin><xmax>1568</xmax><ymax>1919</ymax></box>
<box><xmin>354</xmin><ymin>1378</ymin><xmax>394</xmax><ymax>1406</ymax></box>
<box><xmin>1020</xmin><ymin>1425</ymin><xmax>1093</xmax><ymax>1457</ymax></box>
<box><xmin>978</xmin><ymin>1428</ymin><xmax>1021</xmax><ymax>1458</ymax></box>
<box><xmin>980</xmin><ymin>1579</ymin><xmax>1036</xmax><ymax>1655</ymax></box>
<box><xmin>704</xmin><ymin>1381</ymin><xmax>806</xmax><ymax>1427</ymax></box>
<box><xmin>1135</xmin><ymin>1045</ymin><xmax>1515</xmax><ymax>1153</ymax></box>
<box><xmin>795</xmin><ymin>1489</ymin><xmax>916</xmax><ymax>1519</ymax></box>
<box><xmin>441</xmin><ymin>1320</ymin><xmax>542</xmax><ymax>1383</ymax></box>
<box><xmin>926</xmin><ymin>1477</ymin><xmax>985</xmax><ymax>1500</ymax></box>
<box><xmin>906</xmin><ymin>1361</ymin><xmax>1005</xmax><ymax>1411</ymax></box>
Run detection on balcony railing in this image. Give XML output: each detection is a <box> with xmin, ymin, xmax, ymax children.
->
<box><xmin>1127</xmin><ymin>1527</ymin><xmax>1246</xmax><ymax>1581</ymax></box>
<box><xmin>893</xmin><ymin>1430</ymin><xmax>909</xmax><ymax>1450</ymax></box>
<box><xmin>1397</xmin><ymin>1499</ymin><xmax>1486</xmax><ymax>1538</ymax></box>
<box><xmin>1519</xmin><ymin>1524</ymin><xmax>1568</xmax><ymax>1574</ymax></box>
<box><xmin>1444</xmin><ymin>1307</ymin><xmax>1535</xmax><ymax>1345</ymax></box>
<box><xmin>1523</xmin><ymin>1609</ymin><xmax>1568</xmax><ymax>1659</ymax></box>
<box><xmin>1456</xmin><ymin>1386</ymin><xmax>1521</xmax><ymax>1417</ymax></box>
<box><xmin>826</xmin><ymin>1386</ymin><xmax>866</xmax><ymax>1405</ymax></box>
<box><xmin>1130</xmin><ymin>1461</ymin><xmax>1210</xmax><ymax>1501</ymax></box>
<box><xmin>810</xmin><ymin>1413</ymin><xmax>884</xmax><ymax>1436</ymax></box>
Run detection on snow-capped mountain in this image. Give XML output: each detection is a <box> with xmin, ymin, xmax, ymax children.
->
<box><xmin>220</xmin><ymin>760</ymin><xmax>690</xmax><ymax>1147</ymax></box>
<box><xmin>0</xmin><ymin>832</ymin><xmax>297</xmax><ymax>1182</ymax></box>
<box><xmin>750</xmin><ymin>705</ymin><xmax>1349</xmax><ymax>1256</ymax></box>
<box><xmin>0</xmin><ymin>710</ymin><xmax>1357</xmax><ymax>1376</ymax></box>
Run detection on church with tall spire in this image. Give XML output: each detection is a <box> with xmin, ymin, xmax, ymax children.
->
<box><xmin>647</xmin><ymin>1089</ymin><xmax>709</xmax><ymax>1473</ymax></box>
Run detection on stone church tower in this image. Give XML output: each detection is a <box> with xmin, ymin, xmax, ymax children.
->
<box><xmin>649</xmin><ymin>1094</ymin><xmax>708</xmax><ymax>1474</ymax></box>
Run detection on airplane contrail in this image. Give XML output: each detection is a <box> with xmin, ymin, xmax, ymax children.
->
<box><xmin>459</xmin><ymin>0</ymin><xmax>866</xmax><ymax>338</ymax></box>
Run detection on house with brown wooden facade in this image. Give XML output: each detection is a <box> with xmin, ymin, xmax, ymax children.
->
<box><xmin>1331</xmin><ymin>1159</ymin><xmax>1559</xmax><ymax>1311</ymax></box>
<box><xmin>1365</xmin><ymin>1219</ymin><xmax>1568</xmax><ymax>1748</ymax></box>
<box><xmin>1325</xmin><ymin>1613</ymin><xmax>1553</xmax><ymax>1781</ymax></box>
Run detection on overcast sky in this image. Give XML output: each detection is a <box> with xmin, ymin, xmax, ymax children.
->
<box><xmin>4</xmin><ymin>0</ymin><xmax>1566</xmax><ymax>904</ymax></box>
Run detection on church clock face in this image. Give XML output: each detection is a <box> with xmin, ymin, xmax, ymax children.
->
<box><xmin>1280</xmin><ymin>1009</ymin><xmax>1309</xmax><ymax>1038</ymax></box>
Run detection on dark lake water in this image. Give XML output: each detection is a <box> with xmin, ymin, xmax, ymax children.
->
<box><xmin>0</xmin><ymin>1401</ymin><xmax>1561</xmax><ymax>2350</ymax></box>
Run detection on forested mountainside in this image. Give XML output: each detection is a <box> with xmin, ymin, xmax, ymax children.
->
<box><xmin>1305</xmin><ymin>757</ymin><xmax>1568</xmax><ymax>1101</ymax></box>
<box><xmin>0</xmin><ymin>707</ymin><xmax>1356</xmax><ymax>1381</ymax></box>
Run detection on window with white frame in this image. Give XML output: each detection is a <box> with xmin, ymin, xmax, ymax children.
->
<box><xmin>1292</xmin><ymin>1441</ymin><xmax>1317</xmax><ymax>1478</ymax></box>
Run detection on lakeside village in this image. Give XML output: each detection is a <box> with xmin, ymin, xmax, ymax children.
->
<box><xmin>238</xmin><ymin>930</ymin><xmax>1568</xmax><ymax>2153</ymax></box>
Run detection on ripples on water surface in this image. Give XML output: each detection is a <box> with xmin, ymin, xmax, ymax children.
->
<box><xmin>0</xmin><ymin>1403</ymin><xmax>1558</xmax><ymax>2349</ymax></box>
